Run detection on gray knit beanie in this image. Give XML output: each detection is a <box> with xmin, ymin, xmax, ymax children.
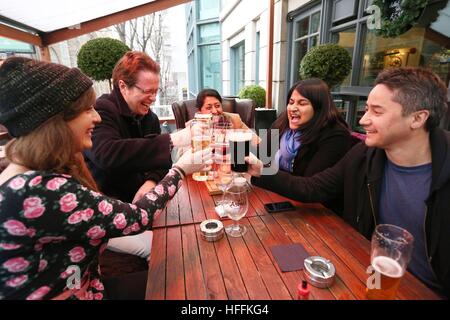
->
<box><xmin>0</xmin><ymin>57</ymin><xmax>93</xmax><ymax>137</ymax></box>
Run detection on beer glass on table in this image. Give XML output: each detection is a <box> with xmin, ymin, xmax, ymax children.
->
<box><xmin>366</xmin><ymin>224</ymin><xmax>414</xmax><ymax>300</ymax></box>
<box><xmin>228</xmin><ymin>129</ymin><xmax>252</xmax><ymax>173</ymax></box>
<box><xmin>191</xmin><ymin>113</ymin><xmax>212</xmax><ymax>181</ymax></box>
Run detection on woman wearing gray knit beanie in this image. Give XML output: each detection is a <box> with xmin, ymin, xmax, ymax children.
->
<box><xmin>0</xmin><ymin>57</ymin><xmax>212</xmax><ymax>300</ymax></box>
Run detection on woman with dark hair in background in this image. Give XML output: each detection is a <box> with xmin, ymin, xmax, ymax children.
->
<box><xmin>261</xmin><ymin>78</ymin><xmax>353</xmax><ymax>212</ymax></box>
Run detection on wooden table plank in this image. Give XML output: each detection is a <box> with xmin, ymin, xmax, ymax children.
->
<box><xmin>181</xmin><ymin>224</ymin><xmax>207</xmax><ymax>299</ymax></box>
<box><xmin>226</xmin><ymin>219</ymin><xmax>271</xmax><ymax>300</ymax></box>
<box><xmin>186</xmin><ymin>178</ymin><xmax>207</xmax><ymax>224</ymax></box>
<box><xmin>146</xmin><ymin>228</ymin><xmax>166</xmax><ymax>300</ymax></box>
<box><xmin>267</xmin><ymin>211</ymin><xmax>355</xmax><ymax>300</ymax></box>
<box><xmin>246</xmin><ymin>216</ymin><xmax>332</xmax><ymax>299</ymax></box>
<box><xmin>215</xmin><ymin>220</ymin><xmax>249</xmax><ymax>300</ymax></box>
<box><xmin>195</xmin><ymin>226</ymin><xmax>228</xmax><ymax>300</ymax></box>
<box><xmin>178</xmin><ymin>179</ymin><xmax>194</xmax><ymax>225</ymax></box>
<box><xmin>165</xmin><ymin>226</ymin><xmax>185</xmax><ymax>300</ymax></box>
<box><xmin>165</xmin><ymin>191</ymin><xmax>180</xmax><ymax>227</ymax></box>
<box><xmin>259</xmin><ymin>213</ymin><xmax>354</xmax><ymax>300</ymax></box>
<box><xmin>239</xmin><ymin>218</ymin><xmax>292</xmax><ymax>299</ymax></box>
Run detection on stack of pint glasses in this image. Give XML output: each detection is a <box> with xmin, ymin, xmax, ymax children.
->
<box><xmin>190</xmin><ymin>113</ymin><xmax>212</xmax><ymax>181</ymax></box>
<box><xmin>212</xmin><ymin>116</ymin><xmax>233</xmax><ymax>188</ymax></box>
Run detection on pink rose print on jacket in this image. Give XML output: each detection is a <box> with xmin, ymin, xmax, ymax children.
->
<box><xmin>38</xmin><ymin>236</ymin><xmax>66</xmax><ymax>244</ymax></box>
<box><xmin>29</xmin><ymin>175</ymin><xmax>42</xmax><ymax>187</ymax></box>
<box><xmin>154</xmin><ymin>184</ymin><xmax>165</xmax><ymax>196</ymax></box>
<box><xmin>3</xmin><ymin>220</ymin><xmax>28</xmax><ymax>236</ymax></box>
<box><xmin>59</xmin><ymin>193</ymin><xmax>78</xmax><ymax>213</ymax></box>
<box><xmin>86</xmin><ymin>226</ymin><xmax>106</xmax><ymax>240</ymax></box>
<box><xmin>68</xmin><ymin>208</ymin><xmax>95</xmax><ymax>224</ymax></box>
<box><xmin>8</xmin><ymin>177</ymin><xmax>26</xmax><ymax>190</ymax></box>
<box><xmin>6</xmin><ymin>274</ymin><xmax>28</xmax><ymax>288</ymax></box>
<box><xmin>0</xmin><ymin>243</ymin><xmax>22</xmax><ymax>250</ymax></box>
<box><xmin>145</xmin><ymin>193</ymin><xmax>158</xmax><ymax>202</ymax></box>
<box><xmin>90</xmin><ymin>278</ymin><xmax>104</xmax><ymax>291</ymax></box>
<box><xmin>38</xmin><ymin>259</ymin><xmax>48</xmax><ymax>272</ymax></box>
<box><xmin>113</xmin><ymin>213</ymin><xmax>127</xmax><ymax>229</ymax></box>
<box><xmin>60</xmin><ymin>266</ymin><xmax>77</xmax><ymax>279</ymax></box>
<box><xmin>140</xmin><ymin>210</ymin><xmax>149</xmax><ymax>226</ymax></box>
<box><xmin>98</xmin><ymin>200</ymin><xmax>113</xmax><ymax>216</ymax></box>
<box><xmin>23</xmin><ymin>197</ymin><xmax>46</xmax><ymax>219</ymax></box>
<box><xmin>3</xmin><ymin>257</ymin><xmax>30</xmax><ymax>273</ymax></box>
<box><xmin>68</xmin><ymin>246</ymin><xmax>86</xmax><ymax>263</ymax></box>
<box><xmin>26</xmin><ymin>286</ymin><xmax>51</xmax><ymax>300</ymax></box>
<box><xmin>68</xmin><ymin>212</ymin><xmax>82</xmax><ymax>224</ymax></box>
<box><xmin>45</xmin><ymin>177</ymin><xmax>67</xmax><ymax>191</ymax></box>
<box><xmin>168</xmin><ymin>185</ymin><xmax>177</xmax><ymax>197</ymax></box>
<box><xmin>93</xmin><ymin>292</ymin><xmax>104</xmax><ymax>300</ymax></box>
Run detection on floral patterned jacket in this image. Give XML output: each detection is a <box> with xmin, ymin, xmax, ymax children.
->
<box><xmin>0</xmin><ymin>169</ymin><xmax>182</xmax><ymax>300</ymax></box>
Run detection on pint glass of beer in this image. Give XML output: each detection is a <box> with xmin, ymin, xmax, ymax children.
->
<box><xmin>366</xmin><ymin>224</ymin><xmax>414</xmax><ymax>300</ymax></box>
<box><xmin>191</xmin><ymin>113</ymin><xmax>212</xmax><ymax>181</ymax></box>
<box><xmin>228</xmin><ymin>129</ymin><xmax>252</xmax><ymax>173</ymax></box>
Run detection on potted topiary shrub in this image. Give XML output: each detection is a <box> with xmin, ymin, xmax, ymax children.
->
<box><xmin>238</xmin><ymin>85</ymin><xmax>266</xmax><ymax>108</ymax></box>
<box><xmin>299</xmin><ymin>44</ymin><xmax>352</xmax><ymax>89</ymax></box>
<box><xmin>77</xmin><ymin>37</ymin><xmax>130</xmax><ymax>90</ymax></box>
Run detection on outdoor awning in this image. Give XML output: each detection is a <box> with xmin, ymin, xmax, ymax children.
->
<box><xmin>0</xmin><ymin>0</ymin><xmax>189</xmax><ymax>46</ymax></box>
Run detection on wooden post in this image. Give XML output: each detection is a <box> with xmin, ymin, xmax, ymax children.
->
<box><xmin>39</xmin><ymin>46</ymin><xmax>51</xmax><ymax>61</ymax></box>
<box><xmin>266</xmin><ymin>0</ymin><xmax>275</xmax><ymax>109</ymax></box>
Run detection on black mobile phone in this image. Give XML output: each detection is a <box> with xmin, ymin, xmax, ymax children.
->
<box><xmin>264</xmin><ymin>201</ymin><xmax>295</xmax><ymax>213</ymax></box>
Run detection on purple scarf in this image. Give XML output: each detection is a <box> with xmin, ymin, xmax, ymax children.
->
<box><xmin>275</xmin><ymin>129</ymin><xmax>302</xmax><ymax>172</ymax></box>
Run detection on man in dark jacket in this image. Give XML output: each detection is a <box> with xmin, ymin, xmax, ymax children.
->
<box><xmin>85</xmin><ymin>51</ymin><xmax>190</xmax><ymax>203</ymax></box>
<box><xmin>84</xmin><ymin>51</ymin><xmax>191</xmax><ymax>259</ymax></box>
<box><xmin>248</xmin><ymin>67</ymin><xmax>450</xmax><ymax>297</ymax></box>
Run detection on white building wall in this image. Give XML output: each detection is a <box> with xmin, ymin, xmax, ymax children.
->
<box><xmin>220</xmin><ymin>0</ymin><xmax>292</xmax><ymax>111</ymax></box>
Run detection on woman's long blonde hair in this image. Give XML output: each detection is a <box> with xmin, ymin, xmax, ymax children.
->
<box><xmin>5</xmin><ymin>87</ymin><xmax>99</xmax><ymax>191</ymax></box>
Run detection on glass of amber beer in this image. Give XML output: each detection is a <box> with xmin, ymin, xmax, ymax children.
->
<box><xmin>366</xmin><ymin>224</ymin><xmax>414</xmax><ymax>300</ymax></box>
<box><xmin>191</xmin><ymin>113</ymin><xmax>212</xmax><ymax>181</ymax></box>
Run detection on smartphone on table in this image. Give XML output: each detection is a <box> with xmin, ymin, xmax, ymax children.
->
<box><xmin>264</xmin><ymin>201</ymin><xmax>295</xmax><ymax>213</ymax></box>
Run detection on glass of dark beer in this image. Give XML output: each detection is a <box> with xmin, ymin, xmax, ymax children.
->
<box><xmin>228</xmin><ymin>129</ymin><xmax>252</xmax><ymax>173</ymax></box>
<box><xmin>366</xmin><ymin>224</ymin><xmax>414</xmax><ymax>300</ymax></box>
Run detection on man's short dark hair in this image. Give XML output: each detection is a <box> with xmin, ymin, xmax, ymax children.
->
<box><xmin>374</xmin><ymin>67</ymin><xmax>448</xmax><ymax>131</ymax></box>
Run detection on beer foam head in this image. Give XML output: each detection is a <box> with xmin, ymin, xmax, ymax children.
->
<box><xmin>372</xmin><ymin>256</ymin><xmax>404</xmax><ymax>278</ymax></box>
<box><xmin>228</xmin><ymin>130</ymin><xmax>252</xmax><ymax>142</ymax></box>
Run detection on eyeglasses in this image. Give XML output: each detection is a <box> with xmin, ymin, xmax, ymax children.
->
<box><xmin>133</xmin><ymin>84</ymin><xmax>158</xmax><ymax>96</ymax></box>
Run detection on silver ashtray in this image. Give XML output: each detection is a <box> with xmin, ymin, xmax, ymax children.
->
<box><xmin>304</xmin><ymin>256</ymin><xmax>336</xmax><ymax>288</ymax></box>
<box><xmin>200</xmin><ymin>219</ymin><xmax>224</xmax><ymax>242</ymax></box>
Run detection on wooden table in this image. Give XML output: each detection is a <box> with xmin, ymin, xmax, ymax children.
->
<box><xmin>146</xmin><ymin>176</ymin><xmax>441</xmax><ymax>300</ymax></box>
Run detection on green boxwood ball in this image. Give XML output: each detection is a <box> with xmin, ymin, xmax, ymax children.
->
<box><xmin>77</xmin><ymin>38</ymin><xmax>130</xmax><ymax>81</ymax></box>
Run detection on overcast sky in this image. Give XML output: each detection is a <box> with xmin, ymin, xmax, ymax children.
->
<box><xmin>166</xmin><ymin>3</ymin><xmax>187</xmax><ymax>73</ymax></box>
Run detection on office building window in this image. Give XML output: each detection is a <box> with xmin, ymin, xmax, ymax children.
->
<box><xmin>198</xmin><ymin>0</ymin><xmax>220</xmax><ymax>20</ymax></box>
<box><xmin>331</xmin><ymin>27</ymin><xmax>356</xmax><ymax>87</ymax></box>
<box><xmin>199</xmin><ymin>23</ymin><xmax>220</xmax><ymax>43</ymax></box>
<box><xmin>200</xmin><ymin>44</ymin><xmax>221</xmax><ymax>90</ymax></box>
<box><xmin>231</xmin><ymin>41</ymin><xmax>245</xmax><ymax>95</ymax></box>
<box><xmin>288</xmin><ymin>7</ymin><xmax>321</xmax><ymax>86</ymax></box>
